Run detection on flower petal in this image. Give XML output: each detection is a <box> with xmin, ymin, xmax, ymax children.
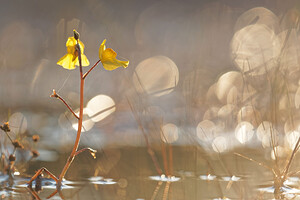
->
<box><xmin>66</xmin><ymin>37</ymin><xmax>85</xmax><ymax>54</ymax></box>
<box><xmin>66</xmin><ymin>37</ymin><xmax>76</xmax><ymax>47</ymax></box>
<box><xmin>102</xmin><ymin>59</ymin><xmax>129</xmax><ymax>71</ymax></box>
<box><xmin>73</xmin><ymin>54</ymin><xmax>90</xmax><ymax>67</ymax></box>
<box><xmin>101</xmin><ymin>48</ymin><xmax>117</xmax><ymax>62</ymax></box>
<box><xmin>57</xmin><ymin>54</ymin><xmax>76</xmax><ymax>70</ymax></box>
<box><xmin>66</xmin><ymin>37</ymin><xmax>76</xmax><ymax>54</ymax></box>
<box><xmin>98</xmin><ymin>40</ymin><xmax>129</xmax><ymax>70</ymax></box>
<box><xmin>99</xmin><ymin>39</ymin><xmax>106</xmax><ymax>60</ymax></box>
<box><xmin>81</xmin><ymin>54</ymin><xmax>90</xmax><ymax>66</ymax></box>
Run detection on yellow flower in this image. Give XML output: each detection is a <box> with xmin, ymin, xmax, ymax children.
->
<box><xmin>99</xmin><ymin>39</ymin><xmax>129</xmax><ymax>71</ymax></box>
<box><xmin>57</xmin><ymin>36</ymin><xmax>90</xmax><ymax>70</ymax></box>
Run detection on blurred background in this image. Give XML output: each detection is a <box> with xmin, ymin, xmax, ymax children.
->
<box><xmin>1</xmin><ymin>0</ymin><xmax>300</xmax><ymax>199</ymax></box>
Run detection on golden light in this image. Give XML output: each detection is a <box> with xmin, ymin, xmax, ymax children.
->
<box><xmin>217</xmin><ymin>104</ymin><xmax>236</xmax><ymax>119</ymax></box>
<box><xmin>161</xmin><ymin>123</ymin><xmax>179</xmax><ymax>144</ymax></box>
<box><xmin>234</xmin><ymin>7</ymin><xmax>279</xmax><ymax>33</ymax></box>
<box><xmin>235</xmin><ymin>121</ymin><xmax>254</xmax><ymax>144</ymax></box>
<box><xmin>278</xmin><ymin>29</ymin><xmax>300</xmax><ymax>75</ymax></box>
<box><xmin>231</xmin><ymin>24</ymin><xmax>281</xmax><ymax>76</ymax></box>
<box><xmin>196</xmin><ymin>120</ymin><xmax>216</xmax><ymax>141</ymax></box>
<box><xmin>212</xmin><ymin>136</ymin><xmax>227</xmax><ymax>153</ymax></box>
<box><xmin>86</xmin><ymin>94</ymin><xmax>116</xmax><ymax>122</ymax></box>
<box><xmin>215</xmin><ymin>71</ymin><xmax>243</xmax><ymax>104</ymax></box>
<box><xmin>295</xmin><ymin>86</ymin><xmax>300</xmax><ymax>109</ymax></box>
<box><xmin>237</xmin><ymin>106</ymin><xmax>259</xmax><ymax>127</ymax></box>
<box><xmin>286</xmin><ymin>131</ymin><xmax>300</xmax><ymax>150</ymax></box>
<box><xmin>132</xmin><ymin>56</ymin><xmax>179</xmax><ymax>97</ymax></box>
<box><xmin>72</xmin><ymin>108</ymin><xmax>95</xmax><ymax>132</ymax></box>
<box><xmin>284</xmin><ymin>117</ymin><xmax>300</xmax><ymax>134</ymax></box>
<box><xmin>271</xmin><ymin>146</ymin><xmax>286</xmax><ymax>160</ymax></box>
<box><xmin>9</xmin><ymin>112</ymin><xmax>27</xmax><ymax>134</ymax></box>
<box><xmin>257</xmin><ymin>121</ymin><xmax>279</xmax><ymax>148</ymax></box>
<box><xmin>203</xmin><ymin>106</ymin><xmax>219</xmax><ymax>120</ymax></box>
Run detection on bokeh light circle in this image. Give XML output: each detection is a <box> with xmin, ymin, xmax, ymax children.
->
<box><xmin>132</xmin><ymin>56</ymin><xmax>179</xmax><ymax>97</ymax></box>
<box><xmin>231</xmin><ymin>24</ymin><xmax>280</xmax><ymax>76</ymax></box>
<box><xmin>215</xmin><ymin>71</ymin><xmax>243</xmax><ymax>103</ymax></box>
<box><xmin>161</xmin><ymin>123</ymin><xmax>179</xmax><ymax>143</ymax></box>
<box><xmin>86</xmin><ymin>94</ymin><xmax>116</xmax><ymax>122</ymax></box>
<box><xmin>9</xmin><ymin>112</ymin><xmax>27</xmax><ymax>134</ymax></box>
<box><xmin>212</xmin><ymin>136</ymin><xmax>227</xmax><ymax>153</ymax></box>
<box><xmin>72</xmin><ymin>108</ymin><xmax>95</xmax><ymax>132</ymax></box>
<box><xmin>197</xmin><ymin>120</ymin><xmax>216</xmax><ymax>141</ymax></box>
<box><xmin>235</xmin><ymin>121</ymin><xmax>254</xmax><ymax>144</ymax></box>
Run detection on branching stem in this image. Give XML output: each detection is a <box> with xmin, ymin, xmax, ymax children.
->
<box><xmin>51</xmin><ymin>90</ymin><xmax>79</xmax><ymax>120</ymax></box>
<box><xmin>83</xmin><ymin>59</ymin><xmax>101</xmax><ymax>79</ymax></box>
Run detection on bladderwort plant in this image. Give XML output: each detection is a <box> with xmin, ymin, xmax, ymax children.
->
<box><xmin>0</xmin><ymin>120</ymin><xmax>40</xmax><ymax>185</ymax></box>
<box><xmin>27</xmin><ymin>30</ymin><xmax>129</xmax><ymax>198</ymax></box>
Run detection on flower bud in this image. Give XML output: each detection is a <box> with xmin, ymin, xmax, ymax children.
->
<box><xmin>12</xmin><ymin>140</ymin><xmax>24</xmax><ymax>149</ymax></box>
<box><xmin>31</xmin><ymin>150</ymin><xmax>39</xmax><ymax>158</ymax></box>
<box><xmin>9</xmin><ymin>154</ymin><xmax>16</xmax><ymax>162</ymax></box>
<box><xmin>0</xmin><ymin>122</ymin><xmax>10</xmax><ymax>132</ymax></box>
<box><xmin>73</xmin><ymin>29</ymin><xmax>80</xmax><ymax>40</ymax></box>
<box><xmin>50</xmin><ymin>89</ymin><xmax>58</xmax><ymax>98</ymax></box>
<box><xmin>32</xmin><ymin>135</ymin><xmax>40</xmax><ymax>142</ymax></box>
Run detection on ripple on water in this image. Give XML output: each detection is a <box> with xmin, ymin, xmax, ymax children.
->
<box><xmin>221</xmin><ymin>175</ymin><xmax>242</xmax><ymax>182</ymax></box>
<box><xmin>285</xmin><ymin>176</ymin><xmax>300</xmax><ymax>186</ymax></box>
<box><xmin>88</xmin><ymin>176</ymin><xmax>117</xmax><ymax>185</ymax></box>
<box><xmin>199</xmin><ymin>174</ymin><xmax>243</xmax><ymax>182</ymax></box>
<box><xmin>199</xmin><ymin>174</ymin><xmax>217</xmax><ymax>181</ymax></box>
<box><xmin>149</xmin><ymin>174</ymin><xmax>180</xmax><ymax>182</ymax></box>
<box><xmin>16</xmin><ymin>177</ymin><xmax>81</xmax><ymax>190</ymax></box>
<box><xmin>258</xmin><ymin>184</ymin><xmax>300</xmax><ymax>199</ymax></box>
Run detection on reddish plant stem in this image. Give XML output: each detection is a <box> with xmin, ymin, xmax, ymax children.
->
<box><xmin>168</xmin><ymin>144</ymin><xmax>173</xmax><ymax>176</ymax></box>
<box><xmin>58</xmin><ymin>42</ymin><xmax>84</xmax><ymax>182</ymax></box>
<box><xmin>83</xmin><ymin>59</ymin><xmax>101</xmax><ymax>79</ymax></box>
<box><xmin>51</xmin><ymin>91</ymin><xmax>79</xmax><ymax>120</ymax></box>
<box><xmin>75</xmin><ymin>147</ymin><xmax>97</xmax><ymax>157</ymax></box>
<box><xmin>161</xmin><ymin>142</ymin><xmax>169</xmax><ymax>176</ymax></box>
<box><xmin>4</xmin><ymin>131</ymin><xmax>13</xmax><ymax>144</ymax></box>
<box><xmin>162</xmin><ymin>181</ymin><xmax>171</xmax><ymax>200</ymax></box>
<box><xmin>150</xmin><ymin>181</ymin><xmax>163</xmax><ymax>200</ymax></box>
<box><xmin>27</xmin><ymin>187</ymin><xmax>42</xmax><ymax>200</ymax></box>
<box><xmin>126</xmin><ymin>97</ymin><xmax>163</xmax><ymax>175</ymax></box>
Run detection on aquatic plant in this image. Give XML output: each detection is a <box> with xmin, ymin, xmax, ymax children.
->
<box><xmin>27</xmin><ymin>29</ymin><xmax>128</xmax><ymax>197</ymax></box>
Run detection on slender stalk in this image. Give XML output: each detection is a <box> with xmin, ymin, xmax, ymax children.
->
<box><xmin>283</xmin><ymin>137</ymin><xmax>300</xmax><ymax>177</ymax></box>
<box><xmin>51</xmin><ymin>90</ymin><xmax>79</xmax><ymax>120</ymax></box>
<box><xmin>150</xmin><ymin>181</ymin><xmax>163</xmax><ymax>200</ymax></box>
<box><xmin>161</xmin><ymin>142</ymin><xmax>169</xmax><ymax>176</ymax></box>
<box><xmin>234</xmin><ymin>152</ymin><xmax>276</xmax><ymax>175</ymax></box>
<box><xmin>4</xmin><ymin>131</ymin><xmax>13</xmax><ymax>144</ymax></box>
<box><xmin>27</xmin><ymin>187</ymin><xmax>42</xmax><ymax>200</ymax></box>
<box><xmin>162</xmin><ymin>181</ymin><xmax>170</xmax><ymax>200</ymax></box>
<box><xmin>58</xmin><ymin>42</ymin><xmax>84</xmax><ymax>182</ymax></box>
<box><xmin>126</xmin><ymin>97</ymin><xmax>163</xmax><ymax>175</ymax></box>
<box><xmin>168</xmin><ymin>144</ymin><xmax>173</xmax><ymax>176</ymax></box>
<box><xmin>83</xmin><ymin>59</ymin><xmax>101</xmax><ymax>79</ymax></box>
